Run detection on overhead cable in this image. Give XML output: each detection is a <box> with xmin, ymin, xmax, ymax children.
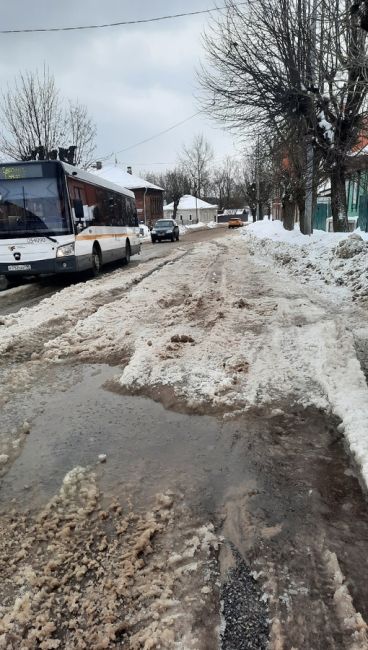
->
<box><xmin>0</xmin><ymin>3</ymin><xmax>247</xmax><ymax>35</ymax></box>
<box><xmin>97</xmin><ymin>111</ymin><xmax>203</xmax><ymax>160</ymax></box>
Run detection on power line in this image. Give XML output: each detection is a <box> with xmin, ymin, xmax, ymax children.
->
<box><xmin>0</xmin><ymin>4</ymin><xmax>247</xmax><ymax>35</ymax></box>
<box><xmin>97</xmin><ymin>111</ymin><xmax>203</xmax><ymax>161</ymax></box>
<box><xmin>112</xmin><ymin>161</ymin><xmax>177</xmax><ymax>166</ymax></box>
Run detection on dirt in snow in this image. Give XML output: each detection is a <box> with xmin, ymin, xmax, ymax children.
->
<box><xmin>0</xmin><ymin>467</ymin><xmax>220</xmax><ymax>649</ymax></box>
<box><xmin>1</xmin><ymin>231</ymin><xmax>368</xmax><ymax>648</ymax></box>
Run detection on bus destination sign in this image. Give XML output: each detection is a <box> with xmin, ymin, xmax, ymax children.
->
<box><xmin>0</xmin><ymin>165</ymin><xmax>43</xmax><ymax>180</ymax></box>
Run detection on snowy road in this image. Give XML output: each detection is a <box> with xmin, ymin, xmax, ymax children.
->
<box><xmin>1</xmin><ymin>227</ymin><xmax>368</xmax><ymax>648</ymax></box>
<box><xmin>0</xmin><ymin>226</ymin><xmax>228</xmax><ymax>316</ymax></box>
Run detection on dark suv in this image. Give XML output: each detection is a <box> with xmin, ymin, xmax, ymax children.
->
<box><xmin>151</xmin><ymin>219</ymin><xmax>179</xmax><ymax>243</ymax></box>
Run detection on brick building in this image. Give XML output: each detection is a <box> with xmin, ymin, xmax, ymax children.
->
<box><xmin>93</xmin><ymin>165</ymin><xmax>164</xmax><ymax>226</ymax></box>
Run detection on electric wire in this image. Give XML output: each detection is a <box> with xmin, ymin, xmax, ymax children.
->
<box><xmin>0</xmin><ymin>4</ymin><xmax>247</xmax><ymax>35</ymax></box>
<box><xmin>97</xmin><ymin>111</ymin><xmax>203</xmax><ymax>161</ymax></box>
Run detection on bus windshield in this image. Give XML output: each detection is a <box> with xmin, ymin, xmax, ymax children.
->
<box><xmin>0</xmin><ymin>177</ymin><xmax>70</xmax><ymax>238</ymax></box>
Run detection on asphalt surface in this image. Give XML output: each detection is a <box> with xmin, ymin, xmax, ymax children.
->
<box><xmin>0</xmin><ymin>226</ymin><xmax>230</xmax><ymax>315</ymax></box>
<box><xmin>1</xmin><ymin>225</ymin><xmax>368</xmax><ymax>648</ymax></box>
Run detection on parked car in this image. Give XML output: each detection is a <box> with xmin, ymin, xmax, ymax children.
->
<box><xmin>228</xmin><ymin>217</ymin><xmax>243</xmax><ymax>229</ymax></box>
<box><xmin>151</xmin><ymin>219</ymin><xmax>179</xmax><ymax>243</ymax></box>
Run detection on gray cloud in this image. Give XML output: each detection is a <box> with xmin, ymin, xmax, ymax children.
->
<box><xmin>1</xmin><ymin>1</ymin><xmax>240</xmax><ymax>173</ymax></box>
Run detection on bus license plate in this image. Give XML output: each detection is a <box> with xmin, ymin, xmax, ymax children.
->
<box><xmin>7</xmin><ymin>264</ymin><xmax>32</xmax><ymax>271</ymax></box>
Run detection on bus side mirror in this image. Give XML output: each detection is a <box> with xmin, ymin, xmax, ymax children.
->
<box><xmin>73</xmin><ymin>199</ymin><xmax>84</xmax><ymax>222</ymax></box>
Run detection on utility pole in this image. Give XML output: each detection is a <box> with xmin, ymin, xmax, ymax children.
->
<box><xmin>304</xmin><ymin>0</ymin><xmax>318</xmax><ymax>235</ymax></box>
<box><xmin>193</xmin><ymin>182</ymin><xmax>199</xmax><ymax>224</ymax></box>
<box><xmin>256</xmin><ymin>134</ymin><xmax>260</xmax><ymax>221</ymax></box>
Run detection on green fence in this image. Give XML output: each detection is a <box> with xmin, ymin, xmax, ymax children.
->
<box><xmin>358</xmin><ymin>194</ymin><xmax>368</xmax><ymax>232</ymax></box>
<box><xmin>313</xmin><ymin>203</ymin><xmax>331</xmax><ymax>231</ymax></box>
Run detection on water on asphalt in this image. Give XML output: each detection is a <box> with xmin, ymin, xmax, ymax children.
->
<box><xmin>1</xmin><ymin>363</ymin><xmax>368</xmax><ymax>647</ymax></box>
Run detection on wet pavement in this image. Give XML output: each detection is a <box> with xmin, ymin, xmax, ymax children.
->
<box><xmin>0</xmin><ymin>226</ymin><xmax>229</xmax><ymax>316</ymax></box>
<box><xmin>1</xmin><ymin>227</ymin><xmax>368</xmax><ymax>648</ymax></box>
<box><xmin>1</xmin><ymin>362</ymin><xmax>368</xmax><ymax>647</ymax></box>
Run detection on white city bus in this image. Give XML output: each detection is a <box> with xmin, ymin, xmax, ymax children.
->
<box><xmin>0</xmin><ymin>160</ymin><xmax>141</xmax><ymax>279</ymax></box>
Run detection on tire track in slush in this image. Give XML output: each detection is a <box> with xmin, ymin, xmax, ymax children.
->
<box><xmin>0</xmin><ymin>250</ymin><xmax>188</xmax><ymax>364</ymax></box>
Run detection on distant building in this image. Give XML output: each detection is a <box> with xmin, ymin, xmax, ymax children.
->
<box><xmin>93</xmin><ymin>165</ymin><xmax>164</xmax><ymax>226</ymax></box>
<box><xmin>217</xmin><ymin>208</ymin><xmax>251</xmax><ymax>223</ymax></box>
<box><xmin>164</xmin><ymin>194</ymin><xmax>218</xmax><ymax>224</ymax></box>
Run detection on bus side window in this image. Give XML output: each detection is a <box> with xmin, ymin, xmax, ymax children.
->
<box><xmin>126</xmin><ymin>198</ymin><xmax>135</xmax><ymax>226</ymax></box>
<box><xmin>114</xmin><ymin>195</ymin><xmax>123</xmax><ymax>226</ymax></box>
<box><xmin>93</xmin><ymin>188</ymin><xmax>109</xmax><ymax>225</ymax></box>
<box><xmin>107</xmin><ymin>192</ymin><xmax>115</xmax><ymax>226</ymax></box>
<box><xmin>92</xmin><ymin>204</ymin><xmax>102</xmax><ymax>225</ymax></box>
<box><xmin>121</xmin><ymin>198</ymin><xmax>128</xmax><ymax>227</ymax></box>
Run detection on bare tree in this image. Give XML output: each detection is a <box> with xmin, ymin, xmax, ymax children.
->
<box><xmin>236</xmin><ymin>145</ymin><xmax>273</xmax><ymax>219</ymax></box>
<box><xmin>200</xmin><ymin>0</ymin><xmax>368</xmax><ymax>231</ymax></box>
<box><xmin>145</xmin><ymin>167</ymin><xmax>191</xmax><ymax>220</ymax></box>
<box><xmin>67</xmin><ymin>102</ymin><xmax>96</xmax><ymax>169</ymax></box>
<box><xmin>144</xmin><ymin>171</ymin><xmax>165</xmax><ymax>188</ymax></box>
<box><xmin>0</xmin><ymin>69</ymin><xmax>64</xmax><ymax>162</ymax></box>
<box><xmin>164</xmin><ymin>168</ymin><xmax>191</xmax><ymax>219</ymax></box>
<box><xmin>180</xmin><ymin>134</ymin><xmax>214</xmax><ymax>198</ymax></box>
<box><xmin>211</xmin><ymin>157</ymin><xmax>239</xmax><ymax>211</ymax></box>
<box><xmin>0</xmin><ymin>69</ymin><xmax>97</xmax><ymax>168</ymax></box>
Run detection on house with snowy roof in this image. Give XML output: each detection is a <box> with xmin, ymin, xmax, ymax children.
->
<box><xmin>164</xmin><ymin>195</ymin><xmax>218</xmax><ymax>225</ymax></box>
<box><xmin>92</xmin><ymin>164</ymin><xmax>164</xmax><ymax>226</ymax></box>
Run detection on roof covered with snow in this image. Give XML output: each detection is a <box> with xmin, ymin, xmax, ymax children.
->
<box><xmin>92</xmin><ymin>165</ymin><xmax>164</xmax><ymax>191</ymax></box>
<box><xmin>61</xmin><ymin>163</ymin><xmax>135</xmax><ymax>198</ymax></box>
<box><xmin>164</xmin><ymin>195</ymin><xmax>218</xmax><ymax>211</ymax></box>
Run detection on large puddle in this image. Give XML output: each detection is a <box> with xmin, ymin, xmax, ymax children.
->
<box><xmin>0</xmin><ymin>364</ymin><xmax>260</xmax><ymax>512</ymax></box>
<box><xmin>1</xmin><ymin>363</ymin><xmax>368</xmax><ymax>648</ymax></box>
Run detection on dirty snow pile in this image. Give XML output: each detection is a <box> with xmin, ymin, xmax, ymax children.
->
<box><xmin>42</xmin><ymin>242</ymin><xmax>256</xmax><ymax>412</ymax></box>
<box><xmin>3</xmin><ymin>233</ymin><xmax>368</xmax><ymax>490</ymax></box>
<box><xmin>39</xmin><ymin>236</ymin><xmax>368</xmax><ymax>489</ymax></box>
<box><xmin>0</xmin><ymin>248</ymin><xmax>186</xmax><ymax>359</ymax></box>
<box><xmin>185</xmin><ymin>222</ymin><xmax>209</xmax><ymax>230</ymax></box>
<box><xmin>0</xmin><ymin>467</ymin><xmax>219</xmax><ymax>649</ymax></box>
<box><xmin>243</xmin><ymin>220</ymin><xmax>368</xmax><ymax>303</ymax></box>
<box><xmin>179</xmin><ymin>222</ymin><xmax>219</xmax><ymax>234</ymax></box>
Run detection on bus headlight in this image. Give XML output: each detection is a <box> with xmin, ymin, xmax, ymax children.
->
<box><xmin>56</xmin><ymin>242</ymin><xmax>75</xmax><ymax>257</ymax></box>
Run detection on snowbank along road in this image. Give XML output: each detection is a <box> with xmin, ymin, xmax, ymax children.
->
<box><xmin>1</xmin><ymin>224</ymin><xmax>368</xmax><ymax>648</ymax></box>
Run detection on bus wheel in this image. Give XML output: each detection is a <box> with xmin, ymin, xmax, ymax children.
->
<box><xmin>122</xmin><ymin>242</ymin><xmax>131</xmax><ymax>266</ymax></box>
<box><xmin>91</xmin><ymin>245</ymin><xmax>102</xmax><ymax>276</ymax></box>
<box><xmin>0</xmin><ymin>275</ymin><xmax>9</xmax><ymax>291</ymax></box>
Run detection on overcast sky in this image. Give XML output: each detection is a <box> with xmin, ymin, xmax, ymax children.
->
<box><xmin>1</xmin><ymin>1</ymin><xmax>243</xmax><ymax>175</ymax></box>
